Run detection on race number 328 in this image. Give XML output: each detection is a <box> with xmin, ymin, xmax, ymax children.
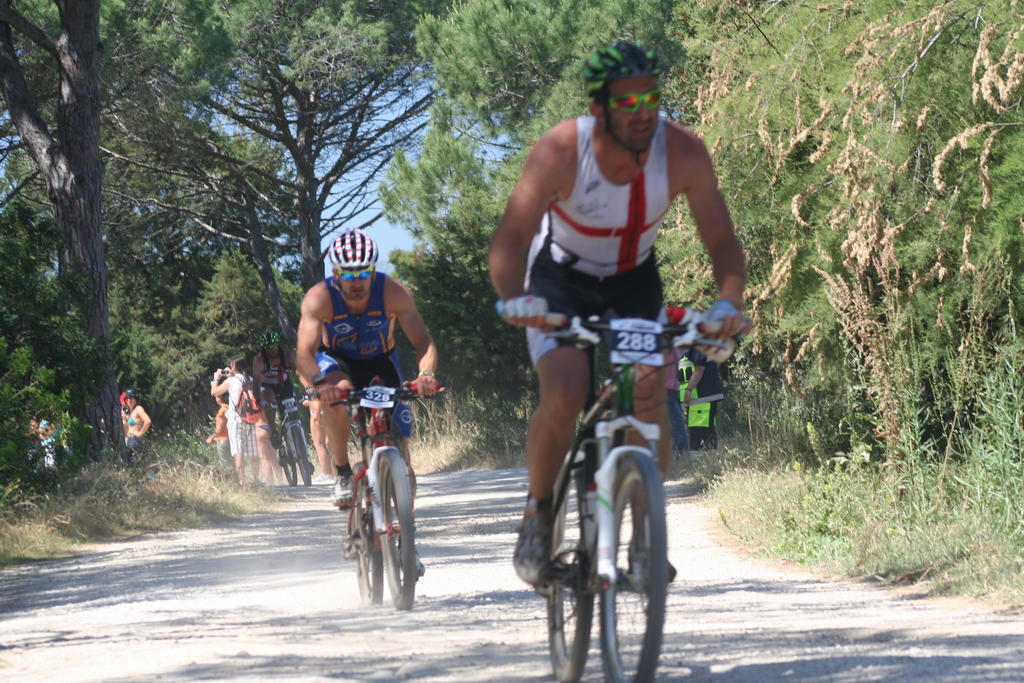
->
<box><xmin>360</xmin><ymin>386</ymin><xmax>395</xmax><ymax>408</ymax></box>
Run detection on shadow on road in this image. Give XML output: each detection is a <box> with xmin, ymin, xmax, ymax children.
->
<box><xmin>3</xmin><ymin>468</ymin><xmax>1024</xmax><ymax>681</ymax></box>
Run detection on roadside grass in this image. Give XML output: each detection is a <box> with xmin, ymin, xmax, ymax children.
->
<box><xmin>0</xmin><ymin>430</ymin><xmax>277</xmax><ymax>568</ymax></box>
<box><xmin>705</xmin><ymin>344</ymin><xmax>1024</xmax><ymax>605</ymax></box>
<box><xmin>709</xmin><ymin>461</ymin><xmax>1024</xmax><ymax>604</ymax></box>
<box><xmin>410</xmin><ymin>390</ymin><xmax>531</xmax><ymax>473</ymax></box>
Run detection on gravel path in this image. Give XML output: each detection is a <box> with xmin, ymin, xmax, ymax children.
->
<box><xmin>2</xmin><ymin>469</ymin><xmax>1023</xmax><ymax>681</ymax></box>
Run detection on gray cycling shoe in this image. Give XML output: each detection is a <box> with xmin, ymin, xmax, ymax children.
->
<box><xmin>513</xmin><ymin>507</ymin><xmax>554</xmax><ymax>587</ymax></box>
<box><xmin>332</xmin><ymin>474</ymin><xmax>353</xmax><ymax>507</ymax></box>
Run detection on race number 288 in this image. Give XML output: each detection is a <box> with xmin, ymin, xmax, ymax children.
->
<box><xmin>614</xmin><ymin>331</ymin><xmax>658</xmax><ymax>353</ymax></box>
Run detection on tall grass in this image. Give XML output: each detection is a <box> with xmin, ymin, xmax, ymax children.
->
<box><xmin>0</xmin><ymin>429</ymin><xmax>276</xmax><ymax>567</ymax></box>
<box><xmin>710</xmin><ymin>339</ymin><xmax>1024</xmax><ymax>603</ymax></box>
<box><xmin>410</xmin><ymin>389</ymin><xmax>533</xmax><ymax>473</ymax></box>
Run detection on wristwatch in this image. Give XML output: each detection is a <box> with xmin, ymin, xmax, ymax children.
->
<box><xmin>304</xmin><ymin>372</ymin><xmax>326</xmax><ymax>398</ymax></box>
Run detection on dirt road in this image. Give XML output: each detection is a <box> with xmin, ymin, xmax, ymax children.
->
<box><xmin>2</xmin><ymin>469</ymin><xmax>1023</xmax><ymax>682</ymax></box>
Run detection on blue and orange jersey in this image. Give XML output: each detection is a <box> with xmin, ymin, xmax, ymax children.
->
<box><xmin>323</xmin><ymin>273</ymin><xmax>398</xmax><ymax>360</ymax></box>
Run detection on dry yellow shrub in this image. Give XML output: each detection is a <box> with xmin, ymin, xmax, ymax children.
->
<box><xmin>932</xmin><ymin>122</ymin><xmax>994</xmax><ymax>193</ymax></box>
<box><xmin>916</xmin><ymin>105</ymin><xmax>930</xmax><ymax>130</ymax></box>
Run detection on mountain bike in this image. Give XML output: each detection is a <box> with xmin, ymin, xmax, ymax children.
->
<box><xmin>542</xmin><ymin>309</ymin><xmax>743</xmax><ymax>682</ymax></box>
<box><xmin>275</xmin><ymin>396</ymin><xmax>314</xmax><ymax>487</ymax></box>
<box><xmin>335</xmin><ymin>381</ymin><xmax>434</xmax><ymax>610</ymax></box>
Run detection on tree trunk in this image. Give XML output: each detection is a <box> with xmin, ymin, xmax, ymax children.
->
<box><xmin>0</xmin><ymin>1</ymin><xmax>120</xmax><ymax>457</ymax></box>
<box><xmin>244</xmin><ymin>204</ymin><xmax>296</xmax><ymax>343</ymax></box>
<box><xmin>294</xmin><ymin>165</ymin><xmax>324</xmax><ymax>290</ymax></box>
<box><xmin>54</xmin><ymin>1</ymin><xmax>120</xmax><ymax>457</ymax></box>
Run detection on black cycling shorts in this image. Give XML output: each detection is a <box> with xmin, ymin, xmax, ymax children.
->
<box><xmin>525</xmin><ymin>245</ymin><xmax>664</xmax><ymax>363</ymax></box>
<box><xmin>314</xmin><ymin>350</ymin><xmax>412</xmax><ymax>436</ymax></box>
<box><xmin>315</xmin><ymin>350</ymin><xmax>402</xmax><ymax>390</ymax></box>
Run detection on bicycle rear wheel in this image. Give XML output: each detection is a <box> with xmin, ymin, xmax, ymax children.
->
<box><xmin>350</xmin><ymin>474</ymin><xmax>383</xmax><ymax>604</ymax></box>
<box><xmin>599</xmin><ymin>447</ymin><xmax>667</xmax><ymax>682</ymax></box>
<box><xmin>547</xmin><ymin>461</ymin><xmax>594</xmax><ymax>682</ymax></box>
<box><xmin>378</xmin><ymin>447</ymin><xmax>417</xmax><ymax>610</ymax></box>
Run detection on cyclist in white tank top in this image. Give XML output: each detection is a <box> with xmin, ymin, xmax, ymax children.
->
<box><xmin>488</xmin><ymin>41</ymin><xmax>747</xmax><ymax>588</ymax></box>
<box><xmin>528</xmin><ymin>115</ymin><xmax>671</xmax><ymax>278</ymax></box>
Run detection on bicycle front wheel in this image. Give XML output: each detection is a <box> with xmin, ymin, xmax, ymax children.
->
<box><xmin>599</xmin><ymin>447</ymin><xmax>667</xmax><ymax>683</ymax></box>
<box><xmin>547</xmin><ymin>462</ymin><xmax>594</xmax><ymax>682</ymax></box>
<box><xmin>378</xmin><ymin>447</ymin><xmax>417</xmax><ymax>610</ymax></box>
<box><xmin>285</xmin><ymin>422</ymin><xmax>313</xmax><ymax>487</ymax></box>
<box><xmin>351</xmin><ymin>474</ymin><xmax>383</xmax><ymax>604</ymax></box>
<box><xmin>280</xmin><ymin>453</ymin><xmax>298</xmax><ymax>486</ymax></box>
<box><xmin>278</xmin><ymin>425</ymin><xmax>298</xmax><ymax>487</ymax></box>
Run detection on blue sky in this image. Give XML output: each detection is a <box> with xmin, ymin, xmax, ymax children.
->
<box><xmin>373</xmin><ymin>221</ymin><xmax>416</xmax><ymax>273</ymax></box>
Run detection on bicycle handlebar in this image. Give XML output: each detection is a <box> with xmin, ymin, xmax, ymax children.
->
<box><xmin>324</xmin><ymin>382</ymin><xmax>445</xmax><ymax>408</ymax></box>
<box><xmin>544</xmin><ymin>308</ymin><xmax>752</xmax><ymax>365</ymax></box>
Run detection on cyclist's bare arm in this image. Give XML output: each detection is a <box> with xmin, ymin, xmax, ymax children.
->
<box><xmin>384</xmin><ymin>277</ymin><xmax>439</xmax><ymax>396</ymax></box>
<box><xmin>665</xmin><ymin>123</ymin><xmax>747</xmax><ymax>335</ymax></box>
<box><xmin>296</xmin><ymin>283</ymin><xmax>335</xmax><ymax>397</ymax></box>
<box><xmin>251</xmin><ymin>352</ymin><xmax>266</xmax><ymax>398</ymax></box>
<box><xmin>488</xmin><ymin>121</ymin><xmax>577</xmax><ymax>326</ymax></box>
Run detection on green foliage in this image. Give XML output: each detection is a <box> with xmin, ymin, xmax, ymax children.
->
<box><xmin>712</xmin><ymin>331</ymin><xmax>1024</xmax><ymax>600</ymax></box>
<box><xmin>666</xmin><ymin>0</ymin><xmax>1024</xmax><ymax>461</ymax></box>
<box><xmin>192</xmin><ymin>248</ymin><xmax>303</xmax><ymax>367</ymax></box>
<box><xmin>110</xmin><ymin>248</ymin><xmax>303</xmax><ymax>431</ymax></box>
<box><xmin>386</xmin><ymin>0</ymin><xmax>684</xmax><ymax>405</ymax></box>
<box><xmin>0</xmin><ymin>204</ymin><xmax>101</xmax><ymax>490</ymax></box>
<box><xmin>417</xmin><ymin>0</ymin><xmax>686</xmax><ymax>140</ymax></box>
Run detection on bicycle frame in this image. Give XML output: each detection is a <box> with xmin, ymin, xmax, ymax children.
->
<box><xmin>552</xmin><ymin>313</ymin><xmax>718</xmax><ymax>584</ymax></box>
<box><xmin>556</xmin><ymin>372</ymin><xmax>662</xmax><ymax>586</ymax></box>
<box><xmin>545</xmin><ymin>312</ymin><xmax>746</xmax><ymax>681</ymax></box>
<box><xmin>340</xmin><ymin>383</ymin><xmax>429</xmax><ymax>610</ymax></box>
<box><xmin>350</xmin><ymin>392</ymin><xmax>408</xmax><ymax>537</ymax></box>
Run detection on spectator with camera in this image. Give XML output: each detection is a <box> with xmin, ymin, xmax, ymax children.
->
<box><xmin>210</xmin><ymin>359</ymin><xmax>278</xmax><ymax>486</ymax></box>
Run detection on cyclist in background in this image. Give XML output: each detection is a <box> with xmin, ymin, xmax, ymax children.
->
<box><xmin>488</xmin><ymin>40</ymin><xmax>747</xmax><ymax>587</ymax></box>
<box><xmin>252</xmin><ymin>330</ymin><xmax>300</xmax><ymax>455</ymax></box>
<box><xmin>295</xmin><ymin>229</ymin><xmax>440</xmax><ymax>507</ymax></box>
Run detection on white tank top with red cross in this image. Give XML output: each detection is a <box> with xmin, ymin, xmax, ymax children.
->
<box><xmin>527</xmin><ymin>115</ymin><xmax>671</xmax><ymax>279</ymax></box>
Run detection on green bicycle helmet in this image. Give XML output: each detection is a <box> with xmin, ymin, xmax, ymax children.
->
<box><xmin>582</xmin><ymin>40</ymin><xmax>664</xmax><ymax>101</ymax></box>
<box><xmin>259</xmin><ymin>330</ymin><xmax>282</xmax><ymax>347</ymax></box>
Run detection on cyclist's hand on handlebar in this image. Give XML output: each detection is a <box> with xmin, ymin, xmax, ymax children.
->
<box><xmin>703</xmin><ymin>299</ymin><xmax>752</xmax><ymax>338</ymax></box>
<box><xmin>412</xmin><ymin>372</ymin><xmax>441</xmax><ymax>396</ymax></box>
<box><xmin>495</xmin><ymin>295</ymin><xmax>555</xmax><ymax>329</ymax></box>
<box><xmin>314</xmin><ymin>383</ymin><xmax>346</xmax><ymax>403</ymax></box>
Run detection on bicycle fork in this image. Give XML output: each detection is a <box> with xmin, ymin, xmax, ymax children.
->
<box><xmin>593</xmin><ymin>416</ymin><xmax>660</xmax><ymax>586</ymax></box>
<box><xmin>365</xmin><ymin>446</ymin><xmax>404</xmax><ymax>537</ymax></box>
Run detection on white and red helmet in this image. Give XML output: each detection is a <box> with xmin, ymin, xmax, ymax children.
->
<box><xmin>329</xmin><ymin>229</ymin><xmax>378</xmax><ymax>269</ymax></box>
